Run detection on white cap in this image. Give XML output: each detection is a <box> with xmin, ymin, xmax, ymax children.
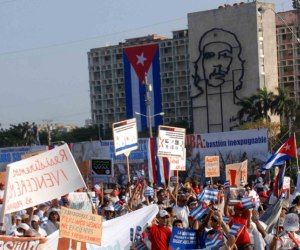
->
<box><xmin>283</xmin><ymin>213</ymin><xmax>299</xmax><ymax>232</ymax></box>
<box><xmin>18</xmin><ymin>223</ymin><xmax>30</xmax><ymax>231</ymax></box>
<box><xmin>104</xmin><ymin>205</ymin><xmax>115</xmax><ymax>212</ymax></box>
<box><xmin>16</xmin><ymin>216</ymin><xmax>22</xmax><ymax>220</ymax></box>
<box><xmin>159</xmin><ymin>210</ymin><xmax>169</xmax><ymax>218</ymax></box>
<box><xmin>31</xmin><ymin>215</ymin><xmax>40</xmax><ymax>222</ymax></box>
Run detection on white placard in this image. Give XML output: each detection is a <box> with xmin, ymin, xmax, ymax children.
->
<box><xmin>113</xmin><ymin>118</ymin><xmax>138</xmax><ymax>156</ymax></box>
<box><xmin>283</xmin><ymin>177</ymin><xmax>290</xmax><ymax>190</ymax></box>
<box><xmin>169</xmin><ymin>149</ymin><xmax>186</xmax><ymax>171</ymax></box>
<box><xmin>157</xmin><ymin>125</ymin><xmax>186</xmax><ymax>158</ymax></box>
<box><xmin>3</xmin><ymin>144</ymin><xmax>86</xmax><ymax>214</ymax></box>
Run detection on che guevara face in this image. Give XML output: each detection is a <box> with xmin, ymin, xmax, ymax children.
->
<box><xmin>202</xmin><ymin>42</ymin><xmax>233</xmax><ymax>87</ymax></box>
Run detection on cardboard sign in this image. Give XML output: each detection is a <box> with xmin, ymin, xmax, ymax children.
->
<box><xmin>91</xmin><ymin>159</ymin><xmax>113</xmax><ymax>177</ymax></box>
<box><xmin>169</xmin><ymin>149</ymin><xmax>186</xmax><ymax>171</ymax></box>
<box><xmin>157</xmin><ymin>125</ymin><xmax>186</xmax><ymax>158</ymax></box>
<box><xmin>113</xmin><ymin>118</ymin><xmax>138</xmax><ymax>156</ymax></box>
<box><xmin>225</xmin><ymin>160</ymin><xmax>248</xmax><ymax>187</ymax></box>
<box><xmin>3</xmin><ymin>144</ymin><xmax>86</xmax><ymax>214</ymax></box>
<box><xmin>169</xmin><ymin>228</ymin><xmax>197</xmax><ymax>250</ymax></box>
<box><xmin>60</xmin><ymin>207</ymin><xmax>102</xmax><ymax>246</ymax></box>
<box><xmin>205</xmin><ymin>156</ymin><xmax>220</xmax><ymax>177</ymax></box>
<box><xmin>0</xmin><ymin>172</ymin><xmax>6</xmax><ymax>185</ymax></box>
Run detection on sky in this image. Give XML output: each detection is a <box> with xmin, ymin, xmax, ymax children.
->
<box><xmin>0</xmin><ymin>0</ymin><xmax>292</xmax><ymax>128</ymax></box>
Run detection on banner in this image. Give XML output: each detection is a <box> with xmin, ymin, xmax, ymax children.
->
<box><xmin>158</xmin><ymin>125</ymin><xmax>186</xmax><ymax>158</ymax></box>
<box><xmin>169</xmin><ymin>228</ymin><xmax>197</xmax><ymax>250</ymax></box>
<box><xmin>3</xmin><ymin>144</ymin><xmax>86</xmax><ymax>214</ymax></box>
<box><xmin>169</xmin><ymin>149</ymin><xmax>186</xmax><ymax>171</ymax></box>
<box><xmin>60</xmin><ymin>207</ymin><xmax>102</xmax><ymax>246</ymax></box>
<box><xmin>186</xmin><ymin>129</ymin><xmax>268</xmax><ymax>169</ymax></box>
<box><xmin>205</xmin><ymin>156</ymin><xmax>220</xmax><ymax>177</ymax></box>
<box><xmin>0</xmin><ymin>235</ymin><xmax>47</xmax><ymax>250</ymax></box>
<box><xmin>226</xmin><ymin>160</ymin><xmax>247</xmax><ymax>187</ymax></box>
<box><xmin>0</xmin><ymin>145</ymin><xmax>47</xmax><ymax>171</ymax></box>
<box><xmin>113</xmin><ymin>118</ymin><xmax>138</xmax><ymax>156</ymax></box>
<box><xmin>69</xmin><ymin>192</ymin><xmax>95</xmax><ymax>212</ymax></box>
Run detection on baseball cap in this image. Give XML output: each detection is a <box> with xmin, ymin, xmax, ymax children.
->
<box><xmin>104</xmin><ymin>205</ymin><xmax>115</xmax><ymax>212</ymax></box>
<box><xmin>18</xmin><ymin>223</ymin><xmax>30</xmax><ymax>231</ymax></box>
<box><xmin>283</xmin><ymin>213</ymin><xmax>299</xmax><ymax>232</ymax></box>
<box><xmin>159</xmin><ymin>210</ymin><xmax>169</xmax><ymax>218</ymax></box>
<box><xmin>31</xmin><ymin>215</ymin><xmax>40</xmax><ymax>222</ymax></box>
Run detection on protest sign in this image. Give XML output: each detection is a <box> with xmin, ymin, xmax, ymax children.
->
<box><xmin>158</xmin><ymin>125</ymin><xmax>185</xmax><ymax>158</ymax></box>
<box><xmin>226</xmin><ymin>160</ymin><xmax>248</xmax><ymax>187</ymax></box>
<box><xmin>0</xmin><ymin>235</ymin><xmax>47</xmax><ymax>250</ymax></box>
<box><xmin>91</xmin><ymin>159</ymin><xmax>113</xmax><ymax>177</ymax></box>
<box><xmin>113</xmin><ymin>118</ymin><xmax>138</xmax><ymax>156</ymax></box>
<box><xmin>0</xmin><ymin>172</ymin><xmax>5</xmax><ymax>185</ymax></box>
<box><xmin>283</xmin><ymin>177</ymin><xmax>290</xmax><ymax>190</ymax></box>
<box><xmin>69</xmin><ymin>192</ymin><xmax>95</xmax><ymax>212</ymax></box>
<box><xmin>3</xmin><ymin>144</ymin><xmax>86</xmax><ymax>214</ymax></box>
<box><xmin>169</xmin><ymin>149</ymin><xmax>186</xmax><ymax>171</ymax></box>
<box><xmin>205</xmin><ymin>156</ymin><xmax>220</xmax><ymax>178</ymax></box>
<box><xmin>169</xmin><ymin>227</ymin><xmax>197</xmax><ymax>250</ymax></box>
<box><xmin>60</xmin><ymin>207</ymin><xmax>102</xmax><ymax>246</ymax></box>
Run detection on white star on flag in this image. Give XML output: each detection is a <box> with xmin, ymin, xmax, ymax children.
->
<box><xmin>283</xmin><ymin>143</ymin><xmax>291</xmax><ymax>151</ymax></box>
<box><xmin>136</xmin><ymin>53</ymin><xmax>147</xmax><ymax>66</ymax></box>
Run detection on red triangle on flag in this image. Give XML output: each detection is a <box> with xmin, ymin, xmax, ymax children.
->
<box><xmin>277</xmin><ymin>135</ymin><xmax>296</xmax><ymax>158</ymax></box>
<box><xmin>123</xmin><ymin>44</ymin><xmax>158</xmax><ymax>83</ymax></box>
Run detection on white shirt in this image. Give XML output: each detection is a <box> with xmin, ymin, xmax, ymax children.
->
<box><xmin>265</xmin><ymin>232</ymin><xmax>300</xmax><ymax>250</ymax></box>
<box><xmin>42</xmin><ymin>220</ymin><xmax>58</xmax><ymax>235</ymax></box>
<box><xmin>173</xmin><ymin>205</ymin><xmax>189</xmax><ymax>228</ymax></box>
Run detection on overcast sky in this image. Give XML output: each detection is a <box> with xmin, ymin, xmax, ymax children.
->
<box><xmin>0</xmin><ymin>0</ymin><xmax>292</xmax><ymax>128</ymax></box>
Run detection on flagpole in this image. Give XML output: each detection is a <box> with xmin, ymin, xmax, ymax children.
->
<box><xmin>294</xmin><ymin>132</ymin><xmax>299</xmax><ymax>172</ymax></box>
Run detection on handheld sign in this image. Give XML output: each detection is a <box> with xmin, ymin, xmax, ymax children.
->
<box><xmin>169</xmin><ymin>227</ymin><xmax>197</xmax><ymax>250</ymax></box>
<box><xmin>169</xmin><ymin>149</ymin><xmax>186</xmax><ymax>171</ymax></box>
<box><xmin>91</xmin><ymin>159</ymin><xmax>113</xmax><ymax>177</ymax></box>
<box><xmin>2</xmin><ymin>144</ymin><xmax>86</xmax><ymax>215</ymax></box>
<box><xmin>113</xmin><ymin>118</ymin><xmax>138</xmax><ymax>156</ymax></box>
<box><xmin>205</xmin><ymin>156</ymin><xmax>220</xmax><ymax>178</ymax></box>
<box><xmin>60</xmin><ymin>206</ymin><xmax>102</xmax><ymax>246</ymax></box>
<box><xmin>157</xmin><ymin>125</ymin><xmax>186</xmax><ymax>158</ymax></box>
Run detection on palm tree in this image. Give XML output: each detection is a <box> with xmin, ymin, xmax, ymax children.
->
<box><xmin>237</xmin><ymin>87</ymin><xmax>275</xmax><ymax>123</ymax></box>
<box><xmin>271</xmin><ymin>87</ymin><xmax>298</xmax><ymax>118</ymax></box>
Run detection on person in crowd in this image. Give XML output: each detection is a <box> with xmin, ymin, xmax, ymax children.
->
<box><xmin>148</xmin><ymin>210</ymin><xmax>171</xmax><ymax>250</ymax></box>
<box><xmin>172</xmin><ymin>219</ymin><xmax>184</xmax><ymax>228</ymax></box>
<box><xmin>173</xmin><ymin>193</ymin><xmax>190</xmax><ymax>228</ymax></box>
<box><xmin>31</xmin><ymin>215</ymin><xmax>47</xmax><ymax>237</ymax></box>
<box><xmin>42</xmin><ymin>210</ymin><xmax>59</xmax><ymax>235</ymax></box>
<box><xmin>289</xmin><ymin>195</ymin><xmax>300</xmax><ymax>218</ymax></box>
<box><xmin>103</xmin><ymin>205</ymin><xmax>115</xmax><ymax>221</ymax></box>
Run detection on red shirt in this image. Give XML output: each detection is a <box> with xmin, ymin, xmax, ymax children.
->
<box><xmin>149</xmin><ymin>224</ymin><xmax>171</xmax><ymax>250</ymax></box>
<box><xmin>229</xmin><ymin>216</ymin><xmax>251</xmax><ymax>247</ymax></box>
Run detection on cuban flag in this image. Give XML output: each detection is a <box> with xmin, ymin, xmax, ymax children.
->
<box><xmin>123</xmin><ymin>44</ymin><xmax>163</xmax><ymax>132</ymax></box>
<box><xmin>241</xmin><ymin>197</ymin><xmax>255</xmax><ymax>209</ymax></box>
<box><xmin>144</xmin><ymin>186</ymin><xmax>154</xmax><ymax>197</ymax></box>
<box><xmin>197</xmin><ymin>189</ymin><xmax>219</xmax><ymax>203</ymax></box>
<box><xmin>205</xmin><ymin>232</ymin><xmax>224</xmax><ymax>249</ymax></box>
<box><xmin>262</xmin><ymin>135</ymin><xmax>297</xmax><ymax>170</ymax></box>
<box><xmin>147</xmin><ymin>138</ymin><xmax>173</xmax><ymax>185</ymax></box>
<box><xmin>189</xmin><ymin>202</ymin><xmax>209</xmax><ymax>220</ymax></box>
<box><xmin>229</xmin><ymin>224</ymin><xmax>244</xmax><ymax>237</ymax></box>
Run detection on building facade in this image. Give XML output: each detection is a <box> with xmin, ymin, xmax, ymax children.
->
<box><xmin>188</xmin><ymin>1</ymin><xmax>278</xmax><ymax>133</ymax></box>
<box><xmin>276</xmin><ymin>10</ymin><xmax>300</xmax><ymax>105</ymax></box>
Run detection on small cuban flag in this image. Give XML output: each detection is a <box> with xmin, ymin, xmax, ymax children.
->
<box><xmin>114</xmin><ymin>202</ymin><xmax>123</xmax><ymax>211</ymax></box>
<box><xmin>144</xmin><ymin>186</ymin><xmax>154</xmax><ymax>197</ymax></box>
<box><xmin>205</xmin><ymin>232</ymin><xmax>223</xmax><ymax>249</ymax></box>
<box><xmin>222</xmin><ymin>216</ymin><xmax>230</xmax><ymax>224</ymax></box>
<box><xmin>229</xmin><ymin>224</ymin><xmax>244</xmax><ymax>237</ymax></box>
<box><xmin>223</xmin><ymin>181</ymin><xmax>230</xmax><ymax>189</ymax></box>
<box><xmin>241</xmin><ymin>197</ymin><xmax>256</xmax><ymax>209</ymax></box>
<box><xmin>189</xmin><ymin>202</ymin><xmax>209</xmax><ymax>220</ymax></box>
<box><xmin>197</xmin><ymin>189</ymin><xmax>219</xmax><ymax>203</ymax></box>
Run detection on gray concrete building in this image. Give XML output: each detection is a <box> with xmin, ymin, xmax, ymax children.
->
<box><xmin>188</xmin><ymin>1</ymin><xmax>278</xmax><ymax>133</ymax></box>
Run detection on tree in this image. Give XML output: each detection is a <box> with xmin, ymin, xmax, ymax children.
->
<box><xmin>293</xmin><ymin>0</ymin><xmax>300</xmax><ymax>9</ymax></box>
<box><xmin>237</xmin><ymin>87</ymin><xmax>275</xmax><ymax>123</ymax></box>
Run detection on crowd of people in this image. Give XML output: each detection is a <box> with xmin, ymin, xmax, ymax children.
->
<box><xmin>0</xmin><ymin>170</ymin><xmax>300</xmax><ymax>250</ymax></box>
